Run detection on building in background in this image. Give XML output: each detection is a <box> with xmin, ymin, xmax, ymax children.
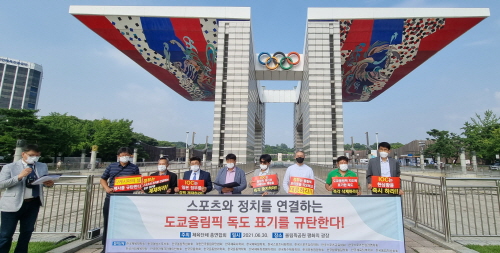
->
<box><xmin>0</xmin><ymin>57</ymin><xmax>43</xmax><ymax>109</ymax></box>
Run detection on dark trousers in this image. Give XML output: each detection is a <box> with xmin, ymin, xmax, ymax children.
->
<box><xmin>0</xmin><ymin>198</ymin><xmax>41</xmax><ymax>253</ymax></box>
<box><xmin>102</xmin><ymin>196</ymin><xmax>110</xmax><ymax>249</ymax></box>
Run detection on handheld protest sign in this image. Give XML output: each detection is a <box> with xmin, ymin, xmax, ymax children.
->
<box><xmin>371</xmin><ymin>176</ymin><xmax>401</xmax><ymax>195</ymax></box>
<box><xmin>252</xmin><ymin>174</ymin><xmax>279</xmax><ymax>194</ymax></box>
<box><xmin>288</xmin><ymin>176</ymin><xmax>314</xmax><ymax>195</ymax></box>
<box><xmin>178</xmin><ymin>179</ymin><xmax>205</xmax><ymax>195</ymax></box>
<box><xmin>114</xmin><ymin>175</ymin><xmax>142</xmax><ymax>192</ymax></box>
<box><xmin>142</xmin><ymin>175</ymin><xmax>170</xmax><ymax>194</ymax></box>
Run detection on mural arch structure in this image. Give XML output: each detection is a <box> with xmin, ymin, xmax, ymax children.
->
<box><xmin>71</xmin><ymin>6</ymin><xmax>489</xmax><ymax>165</ymax></box>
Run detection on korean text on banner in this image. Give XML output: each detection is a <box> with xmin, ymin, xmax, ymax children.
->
<box><xmin>331</xmin><ymin>177</ymin><xmax>359</xmax><ymax>195</ymax></box>
<box><xmin>113</xmin><ymin>175</ymin><xmax>142</xmax><ymax>192</ymax></box>
<box><xmin>251</xmin><ymin>174</ymin><xmax>279</xmax><ymax>194</ymax></box>
<box><xmin>107</xmin><ymin>195</ymin><xmax>405</xmax><ymax>253</ymax></box>
<box><xmin>288</xmin><ymin>176</ymin><xmax>314</xmax><ymax>195</ymax></box>
<box><xmin>142</xmin><ymin>175</ymin><xmax>169</xmax><ymax>194</ymax></box>
<box><xmin>178</xmin><ymin>180</ymin><xmax>204</xmax><ymax>195</ymax></box>
<box><xmin>371</xmin><ymin>176</ymin><xmax>401</xmax><ymax>195</ymax></box>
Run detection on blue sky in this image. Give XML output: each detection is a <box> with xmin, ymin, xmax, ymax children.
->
<box><xmin>1</xmin><ymin>0</ymin><xmax>499</xmax><ymax>148</ymax></box>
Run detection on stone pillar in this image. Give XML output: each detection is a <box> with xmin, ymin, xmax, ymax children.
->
<box><xmin>90</xmin><ymin>145</ymin><xmax>98</xmax><ymax>171</ymax></box>
<box><xmin>185</xmin><ymin>148</ymin><xmax>189</xmax><ymax>168</ymax></box>
<box><xmin>437</xmin><ymin>153</ymin><xmax>441</xmax><ymax>170</ymax></box>
<box><xmin>13</xmin><ymin>139</ymin><xmax>25</xmax><ymax>162</ymax></box>
<box><xmin>420</xmin><ymin>153</ymin><xmax>425</xmax><ymax>171</ymax></box>
<box><xmin>133</xmin><ymin>148</ymin><xmax>138</xmax><ymax>164</ymax></box>
<box><xmin>80</xmin><ymin>149</ymin><xmax>86</xmax><ymax>170</ymax></box>
<box><xmin>278</xmin><ymin>153</ymin><xmax>283</xmax><ymax>162</ymax></box>
<box><xmin>471</xmin><ymin>151</ymin><xmax>477</xmax><ymax>172</ymax></box>
<box><xmin>460</xmin><ymin>148</ymin><xmax>466</xmax><ymax>173</ymax></box>
<box><xmin>202</xmin><ymin>153</ymin><xmax>207</xmax><ymax>168</ymax></box>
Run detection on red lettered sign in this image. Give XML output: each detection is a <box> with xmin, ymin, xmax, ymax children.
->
<box><xmin>142</xmin><ymin>176</ymin><xmax>170</xmax><ymax>194</ymax></box>
<box><xmin>331</xmin><ymin>177</ymin><xmax>359</xmax><ymax>189</ymax></box>
<box><xmin>178</xmin><ymin>180</ymin><xmax>205</xmax><ymax>195</ymax></box>
<box><xmin>288</xmin><ymin>177</ymin><xmax>314</xmax><ymax>195</ymax></box>
<box><xmin>251</xmin><ymin>174</ymin><xmax>279</xmax><ymax>194</ymax></box>
<box><xmin>372</xmin><ymin>176</ymin><xmax>400</xmax><ymax>189</ymax></box>
<box><xmin>251</xmin><ymin>174</ymin><xmax>279</xmax><ymax>188</ymax></box>
<box><xmin>113</xmin><ymin>175</ymin><xmax>142</xmax><ymax>192</ymax></box>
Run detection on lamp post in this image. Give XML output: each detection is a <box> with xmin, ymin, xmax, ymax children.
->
<box><xmin>365</xmin><ymin>132</ymin><xmax>370</xmax><ymax>160</ymax></box>
<box><xmin>375</xmin><ymin>132</ymin><xmax>379</xmax><ymax>152</ymax></box>
<box><xmin>185</xmin><ymin>132</ymin><xmax>189</xmax><ymax>168</ymax></box>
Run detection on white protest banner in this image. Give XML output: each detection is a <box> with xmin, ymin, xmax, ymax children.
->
<box><xmin>107</xmin><ymin>195</ymin><xmax>404</xmax><ymax>252</ymax></box>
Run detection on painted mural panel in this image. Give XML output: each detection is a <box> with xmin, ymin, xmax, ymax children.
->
<box><xmin>339</xmin><ymin>17</ymin><xmax>484</xmax><ymax>102</ymax></box>
<box><xmin>74</xmin><ymin>15</ymin><xmax>221</xmax><ymax>101</ymax></box>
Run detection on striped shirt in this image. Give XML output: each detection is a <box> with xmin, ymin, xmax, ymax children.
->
<box><xmin>101</xmin><ymin>162</ymin><xmax>140</xmax><ymax>190</ymax></box>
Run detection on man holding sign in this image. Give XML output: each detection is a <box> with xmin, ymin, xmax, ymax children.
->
<box><xmin>148</xmin><ymin>157</ymin><xmax>177</xmax><ymax>194</ymax></box>
<box><xmin>283</xmin><ymin>151</ymin><xmax>315</xmax><ymax>195</ymax></box>
<box><xmin>366</xmin><ymin>142</ymin><xmax>404</xmax><ymax>195</ymax></box>
<box><xmin>250</xmin><ymin>154</ymin><xmax>279</xmax><ymax>195</ymax></box>
<box><xmin>100</xmin><ymin>147</ymin><xmax>140</xmax><ymax>252</ymax></box>
<box><xmin>175</xmin><ymin>156</ymin><xmax>212</xmax><ymax>194</ymax></box>
<box><xmin>325</xmin><ymin>156</ymin><xmax>361</xmax><ymax>195</ymax></box>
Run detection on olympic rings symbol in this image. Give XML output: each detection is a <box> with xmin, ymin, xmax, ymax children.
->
<box><xmin>258</xmin><ymin>52</ymin><xmax>300</xmax><ymax>70</ymax></box>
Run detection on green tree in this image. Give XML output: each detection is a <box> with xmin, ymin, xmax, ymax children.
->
<box><xmin>391</xmin><ymin>142</ymin><xmax>404</xmax><ymax>150</ymax></box>
<box><xmin>39</xmin><ymin>113</ymin><xmax>85</xmax><ymax>159</ymax></box>
<box><xmin>157</xmin><ymin>140</ymin><xmax>175</xmax><ymax>147</ymax></box>
<box><xmin>462</xmin><ymin>110</ymin><xmax>500</xmax><ymax>162</ymax></box>
<box><xmin>0</xmin><ymin>109</ymin><xmax>42</xmax><ymax>161</ymax></box>
<box><xmin>91</xmin><ymin>119</ymin><xmax>134</xmax><ymax>161</ymax></box>
<box><xmin>424</xmin><ymin>129</ymin><xmax>463</xmax><ymax>163</ymax></box>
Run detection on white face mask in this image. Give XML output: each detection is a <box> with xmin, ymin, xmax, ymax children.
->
<box><xmin>158</xmin><ymin>165</ymin><xmax>167</xmax><ymax>172</ymax></box>
<box><xmin>26</xmin><ymin>156</ymin><xmax>39</xmax><ymax>164</ymax></box>
<box><xmin>226</xmin><ymin>163</ymin><xmax>235</xmax><ymax>169</ymax></box>
<box><xmin>259</xmin><ymin>164</ymin><xmax>268</xmax><ymax>170</ymax></box>
<box><xmin>190</xmin><ymin>165</ymin><xmax>200</xmax><ymax>172</ymax></box>
<box><xmin>119</xmin><ymin>156</ymin><xmax>130</xmax><ymax>163</ymax></box>
<box><xmin>379</xmin><ymin>152</ymin><xmax>389</xmax><ymax>158</ymax></box>
<box><xmin>339</xmin><ymin>164</ymin><xmax>348</xmax><ymax>171</ymax></box>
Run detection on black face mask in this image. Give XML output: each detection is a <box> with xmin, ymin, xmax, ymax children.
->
<box><xmin>296</xmin><ymin>157</ymin><xmax>305</xmax><ymax>164</ymax></box>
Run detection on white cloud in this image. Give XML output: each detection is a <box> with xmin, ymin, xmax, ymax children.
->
<box><xmin>95</xmin><ymin>47</ymin><xmax>137</xmax><ymax>67</ymax></box>
<box><xmin>464</xmin><ymin>39</ymin><xmax>493</xmax><ymax>47</ymax></box>
<box><xmin>495</xmin><ymin>91</ymin><xmax>500</xmax><ymax>102</ymax></box>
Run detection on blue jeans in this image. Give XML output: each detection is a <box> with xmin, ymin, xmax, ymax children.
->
<box><xmin>0</xmin><ymin>198</ymin><xmax>41</xmax><ymax>253</ymax></box>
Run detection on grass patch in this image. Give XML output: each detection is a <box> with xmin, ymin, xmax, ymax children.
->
<box><xmin>466</xmin><ymin>244</ymin><xmax>500</xmax><ymax>253</ymax></box>
<box><xmin>9</xmin><ymin>241</ymin><xmax>69</xmax><ymax>253</ymax></box>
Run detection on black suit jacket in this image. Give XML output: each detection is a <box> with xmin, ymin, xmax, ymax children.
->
<box><xmin>183</xmin><ymin>170</ymin><xmax>213</xmax><ymax>194</ymax></box>
<box><xmin>366</xmin><ymin>157</ymin><xmax>401</xmax><ymax>184</ymax></box>
<box><xmin>149</xmin><ymin>171</ymin><xmax>177</xmax><ymax>194</ymax></box>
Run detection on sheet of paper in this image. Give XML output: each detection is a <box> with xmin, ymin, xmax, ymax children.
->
<box><xmin>31</xmin><ymin>174</ymin><xmax>62</xmax><ymax>185</ymax></box>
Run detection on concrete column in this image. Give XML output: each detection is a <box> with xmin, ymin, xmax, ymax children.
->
<box><xmin>80</xmin><ymin>149</ymin><xmax>85</xmax><ymax>170</ymax></box>
<box><xmin>185</xmin><ymin>148</ymin><xmax>189</xmax><ymax>168</ymax></box>
<box><xmin>13</xmin><ymin>139</ymin><xmax>24</xmax><ymax>162</ymax></box>
<box><xmin>202</xmin><ymin>153</ymin><xmax>207</xmax><ymax>168</ymax></box>
<box><xmin>437</xmin><ymin>153</ymin><xmax>441</xmax><ymax>170</ymax></box>
<box><xmin>471</xmin><ymin>151</ymin><xmax>477</xmax><ymax>172</ymax></box>
<box><xmin>460</xmin><ymin>148</ymin><xmax>466</xmax><ymax>173</ymax></box>
<box><xmin>90</xmin><ymin>145</ymin><xmax>98</xmax><ymax>171</ymax></box>
<box><xmin>420</xmin><ymin>153</ymin><xmax>425</xmax><ymax>171</ymax></box>
<box><xmin>133</xmin><ymin>148</ymin><xmax>138</xmax><ymax>164</ymax></box>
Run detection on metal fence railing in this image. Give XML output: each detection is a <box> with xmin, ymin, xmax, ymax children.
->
<box><xmin>29</xmin><ymin>175</ymin><xmax>106</xmax><ymax>240</ymax></box>
<box><xmin>22</xmin><ymin>161</ymin><xmax>500</xmax><ymax>242</ymax></box>
<box><xmin>309</xmin><ymin>163</ymin><xmax>500</xmax><ymax>242</ymax></box>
